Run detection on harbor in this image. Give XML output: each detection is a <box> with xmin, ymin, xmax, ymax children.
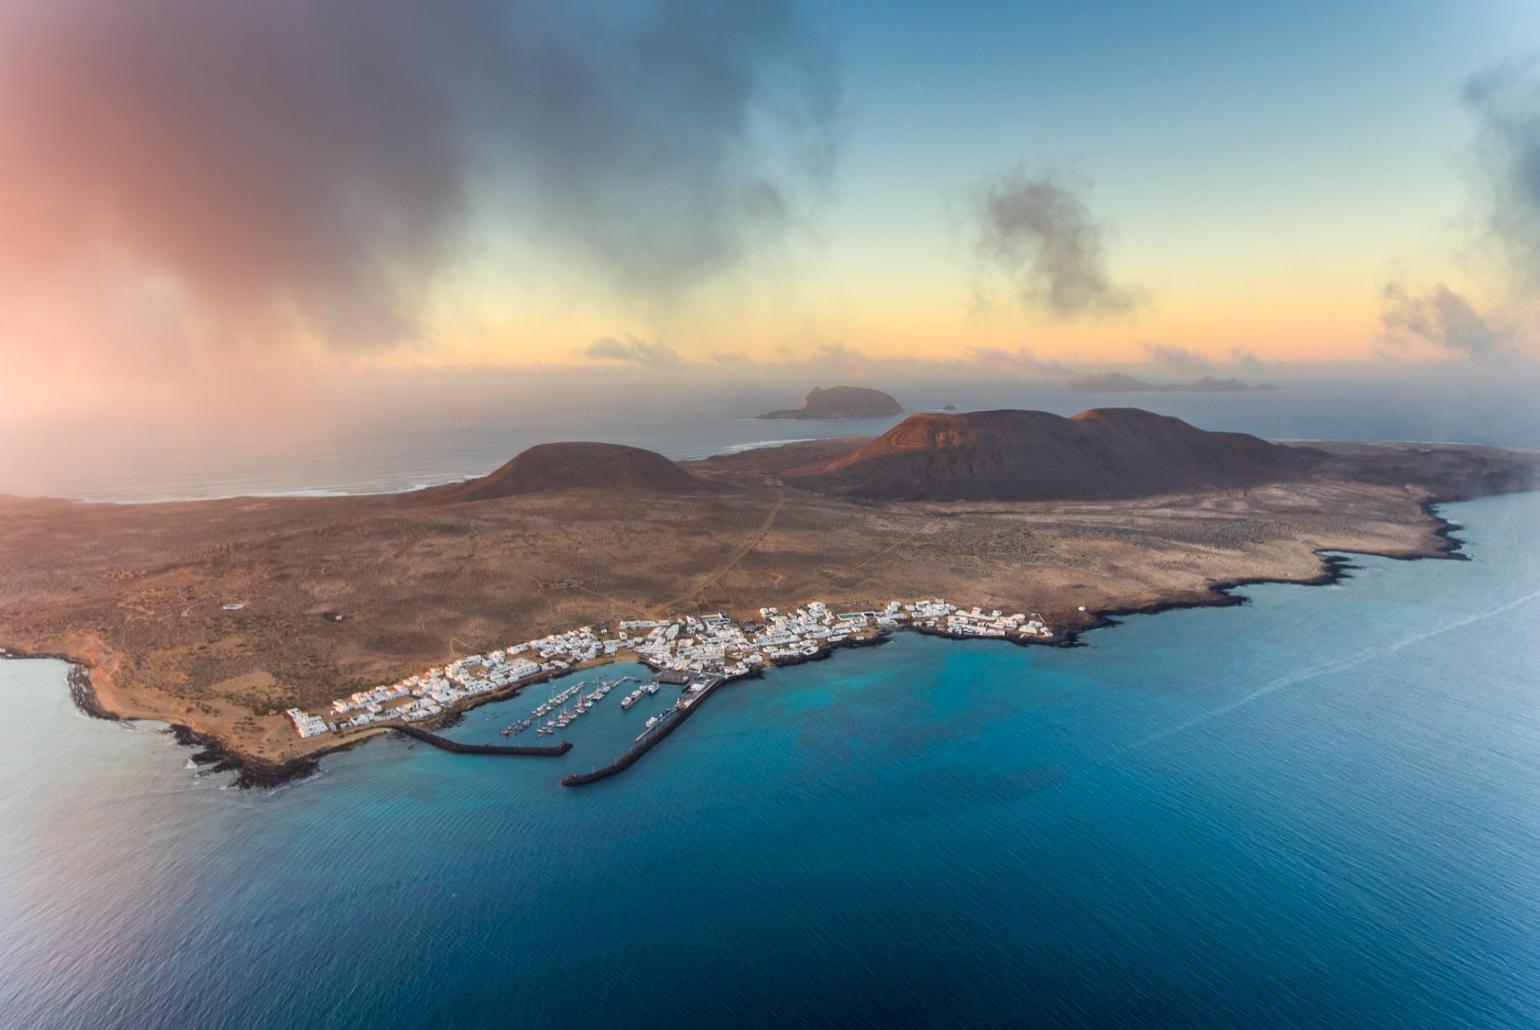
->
<box><xmin>284</xmin><ymin>597</ymin><xmax>1057</xmax><ymax>784</ymax></box>
<box><xmin>561</xmin><ymin>673</ymin><xmax>727</xmax><ymax>787</ymax></box>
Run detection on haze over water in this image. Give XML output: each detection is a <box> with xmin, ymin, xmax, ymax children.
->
<box><xmin>6</xmin><ymin>374</ymin><xmax>1539</xmax><ymax>502</ymax></box>
<box><xmin>2</xmin><ymin>490</ymin><xmax>1537</xmax><ymax>1027</ymax></box>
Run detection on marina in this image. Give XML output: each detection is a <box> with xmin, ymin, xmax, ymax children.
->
<box><xmin>562</xmin><ymin>674</ymin><xmax>725</xmax><ymax>787</ymax></box>
<box><xmin>618</xmin><ymin>679</ymin><xmax>658</xmax><ymax>711</ymax></box>
<box><xmin>6</xmin><ymin>477</ymin><xmax>1539</xmax><ymax>1028</ymax></box>
<box><xmin>285</xmin><ymin>598</ymin><xmax>1054</xmax><ymax>784</ymax></box>
<box><xmin>506</xmin><ymin>677</ymin><xmax>631</xmax><ymax>736</ymax></box>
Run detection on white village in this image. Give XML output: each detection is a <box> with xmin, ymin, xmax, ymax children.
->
<box><xmin>286</xmin><ymin>598</ymin><xmax>1054</xmax><ymax>742</ymax></box>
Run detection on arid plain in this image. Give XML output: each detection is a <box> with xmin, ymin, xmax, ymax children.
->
<box><xmin>1</xmin><ymin>421</ymin><xmax>1535</xmax><ymax>770</ymax></box>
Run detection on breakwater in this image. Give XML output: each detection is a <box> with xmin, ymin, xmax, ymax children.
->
<box><xmin>561</xmin><ymin>676</ymin><xmax>726</xmax><ymax>786</ymax></box>
<box><xmin>390</xmin><ymin>723</ymin><xmax>572</xmax><ymax>756</ymax></box>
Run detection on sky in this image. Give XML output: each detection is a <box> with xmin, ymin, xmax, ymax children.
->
<box><xmin>2</xmin><ymin>0</ymin><xmax>1539</xmax><ymax>427</ymax></box>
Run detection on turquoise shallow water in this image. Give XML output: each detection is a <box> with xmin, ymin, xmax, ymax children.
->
<box><xmin>2</xmin><ymin>493</ymin><xmax>1539</xmax><ymax>1027</ymax></box>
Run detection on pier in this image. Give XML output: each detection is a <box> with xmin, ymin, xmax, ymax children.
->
<box><xmin>276</xmin><ymin>597</ymin><xmax>1058</xmax><ymax>787</ymax></box>
<box><xmin>390</xmin><ymin>723</ymin><xmax>571</xmax><ymax>756</ymax></box>
<box><xmin>561</xmin><ymin>674</ymin><xmax>725</xmax><ymax>786</ymax></box>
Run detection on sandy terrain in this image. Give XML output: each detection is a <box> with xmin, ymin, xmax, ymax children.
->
<box><xmin>0</xmin><ymin>439</ymin><xmax>1534</xmax><ymax>769</ymax></box>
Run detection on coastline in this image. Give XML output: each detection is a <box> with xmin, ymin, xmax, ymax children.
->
<box><xmin>171</xmin><ymin>723</ymin><xmax>327</xmax><ymax>789</ymax></box>
<box><xmin>1054</xmin><ymin>499</ymin><xmax>1467</xmax><ymax>645</ymax></box>
<box><xmin>1</xmin><ymin>499</ymin><xmax>1477</xmax><ymax>790</ymax></box>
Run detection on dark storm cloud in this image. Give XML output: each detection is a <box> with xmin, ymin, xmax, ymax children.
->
<box><xmin>0</xmin><ymin>0</ymin><xmax>841</xmax><ymax>349</ymax></box>
<box><xmin>974</xmin><ymin>166</ymin><xmax>1139</xmax><ymax>319</ymax></box>
<box><xmin>1462</xmin><ymin>59</ymin><xmax>1540</xmax><ymax>284</ymax></box>
<box><xmin>584</xmin><ymin>336</ymin><xmax>683</xmax><ymax>367</ymax></box>
<box><xmin>482</xmin><ymin>1</ymin><xmax>841</xmax><ymax>296</ymax></box>
<box><xmin>1380</xmin><ymin>284</ymin><xmax>1509</xmax><ymax>360</ymax></box>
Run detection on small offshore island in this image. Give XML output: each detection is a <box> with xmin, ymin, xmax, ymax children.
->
<box><xmin>1</xmin><ymin>407</ymin><xmax>1537</xmax><ymax>786</ymax></box>
<box><xmin>756</xmin><ymin>384</ymin><xmax>904</xmax><ymax>419</ymax></box>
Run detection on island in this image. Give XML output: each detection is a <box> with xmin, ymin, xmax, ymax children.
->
<box><xmin>1068</xmin><ymin>373</ymin><xmax>1277</xmax><ymax>392</ymax></box>
<box><xmin>1</xmin><ymin>407</ymin><xmax>1535</xmax><ymax>785</ymax></box>
<box><xmin>757</xmin><ymin>385</ymin><xmax>904</xmax><ymax>419</ymax></box>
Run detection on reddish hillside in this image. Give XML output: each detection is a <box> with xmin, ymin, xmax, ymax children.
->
<box><xmin>412</xmin><ymin>443</ymin><xmax>728</xmax><ymax>504</ymax></box>
<box><xmin>791</xmin><ymin>408</ymin><xmax>1315</xmax><ymax>501</ymax></box>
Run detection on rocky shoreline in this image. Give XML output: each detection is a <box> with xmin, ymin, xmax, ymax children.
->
<box><xmin>1</xmin><ymin>503</ymin><xmax>1476</xmax><ymax>791</ymax></box>
<box><xmin>0</xmin><ymin>646</ymin><xmax>121</xmax><ymax>721</ymax></box>
<box><xmin>170</xmin><ymin>723</ymin><xmax>325</xmax><ymax>788</ymax></box>
<box><xmin>1057</xmin><ymin>501</ymin><xmax>1466</xmax><ymax>644</ymax></box>
<box><xmin>0</xmin><ymin>646</ymin><xmax>333</xmax><ymax>788</ymax></box>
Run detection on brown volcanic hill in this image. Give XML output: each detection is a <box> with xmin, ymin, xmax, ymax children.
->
<box><xmin>758</xmin><ymin>385</ymin><xmax>903</xmax><ymax>420</ymax></box>
<box><xmin>790</xmin><ymin>407</ymin><xmax>1316</xmax><ymax>501</ymax></box>
<box><xmin>412</xmin><ymin>443</ymin><xmax>728</xmax><ymax>504</ymax></box>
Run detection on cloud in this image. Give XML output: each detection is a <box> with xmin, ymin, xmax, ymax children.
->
<box><xmin>584</xmin><ymin>336</ymin><xmax>683</xmax><ymax>367</ymax></box>
<box><xmin>0</xmin><ymin>0</ymin><xmax>841</xmax><ymax>355</ymax></box>
<box><xmin>965</xmin><ymin>345</ymin><xmax>1073</xmax><ymax>377</ymax></box>
<box><xmin>1462</xmin><ymin>59</ymin><xmax>1540</xmax><ymax>284</ymax></box>
<box><xmin>1143</xmin><ymin>342</ymin><xmax>1209</xmax><ymax>371</ymax></box>
<box><xmin>974</xmin><ymin>166</ymin><xmax>1139</xmax><ymax>319</ymax></box>
<box><xmin>1229</xmin><ymin>347</ymin><xmax>1265</xmax><ymax>371</ymax></box>
<box><xmin>1380</xmin><ymin>284</ymin><xmax>1509</xmax><ymax>360</ymax></box>
<box><xmin>807</xmin><ymin>342</ymin><xmax>874</xmax><ymax>369</ymax></box>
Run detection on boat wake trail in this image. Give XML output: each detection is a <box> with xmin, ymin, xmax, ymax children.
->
<box><xmin>1099</xmin><ymin>582</ymin><xmax>1540</xmax><ymax>772</ymax></box>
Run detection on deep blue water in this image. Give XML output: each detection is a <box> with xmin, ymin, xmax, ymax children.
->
<box><xmin>2</xmin><ymin>492</ymin><xmax>1538</xmax><ymax>1027</ymax></box>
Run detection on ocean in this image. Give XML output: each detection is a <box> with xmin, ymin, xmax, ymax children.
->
<box><xmin>2</xmin><ymin>490</ymin><xmax>1538</xmax><ymax>1027</ymax></box>
<box><xmin>5</xmin><ymin>374</ymin><xmax>1539</xmax><ymax>502</ymax></box>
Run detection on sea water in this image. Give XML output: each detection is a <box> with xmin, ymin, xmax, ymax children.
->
<box><xmin>1</xmin><ymin>491</ymin><xmax>1537</xmax><ymax>1027</ymax></box>
<box><xmin>7</xmin><ymin>377</ymin><xmax>1540</xmax><ymax>502</ymax></box>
